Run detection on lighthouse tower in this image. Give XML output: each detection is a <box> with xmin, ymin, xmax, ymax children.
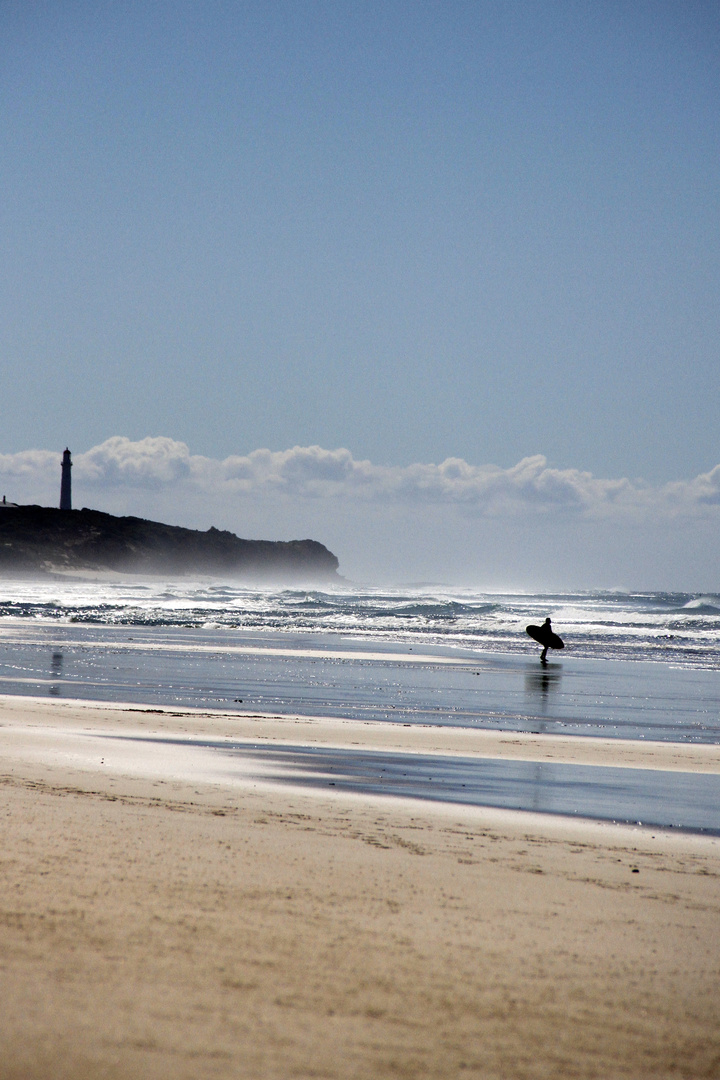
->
<box><xmin>60</xmin><ymin>448</ymin><xmax>72</xmax><ymax>510</ymax></box>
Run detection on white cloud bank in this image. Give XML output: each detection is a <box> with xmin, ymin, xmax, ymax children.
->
<box><xmin>2</xmin><ymin>438</ymin><xmax>718</xmax><ymax>588</ymax></box>
<box><xmin>3</xmin><ymin>436</ymin><xmax>718</xmax><ymax>519</ymax></box>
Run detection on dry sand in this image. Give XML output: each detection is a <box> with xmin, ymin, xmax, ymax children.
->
<box><xmin>1</xmin><ymin>695</ymin><xmax>720</xmax><ymax>1079</ymax></box>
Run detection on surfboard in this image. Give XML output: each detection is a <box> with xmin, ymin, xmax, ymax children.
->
<box><xmin>526</xmin><ymin>624</ymin><xmax>564</xmax><ymax>650</ymax></box>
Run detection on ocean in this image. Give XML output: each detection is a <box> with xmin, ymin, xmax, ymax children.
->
<box><xmin>1</xmin><ymin>578</ymin><xmax>719</xmax><ymax>666</ymax></box>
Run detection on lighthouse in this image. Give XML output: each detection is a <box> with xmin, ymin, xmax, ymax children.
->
<box><xmin>60</xmin><ymin>448</ymin><xmax>72</xmax><ymax>510</ymax></box>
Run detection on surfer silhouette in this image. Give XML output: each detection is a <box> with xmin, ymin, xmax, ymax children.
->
<box><xmin>526</xmin><ymin>617</ymin><xmax>564</xmax><ymax>664</ymax></box>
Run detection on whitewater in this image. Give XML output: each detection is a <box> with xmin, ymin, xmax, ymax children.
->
<box><xmin>0</xmin><ymin>578</ymin><xmax>718</xmax><ymax>666</ymax></box>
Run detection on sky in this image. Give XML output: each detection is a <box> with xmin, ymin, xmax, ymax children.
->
<box><xmin>1</xmin><ymin>1</ymin><xmax>718</xmax><ymax>589</ymax></box>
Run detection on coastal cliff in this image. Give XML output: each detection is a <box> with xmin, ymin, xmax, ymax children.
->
<box><xmin>0</xmin><ymin>506</ymin><xmax>341</xmax><ymax>582</ymax></box>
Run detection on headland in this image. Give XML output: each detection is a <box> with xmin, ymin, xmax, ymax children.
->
<box><xmin>0</xmin><ymin>504</ymin><xmax>340</xmax><ymax>582</ymax></box>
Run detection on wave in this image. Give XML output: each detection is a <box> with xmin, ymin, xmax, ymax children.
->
<box><xmin>681</xmin><ymin>596</ymin><xmax>720</xmax><ymax>615</ymax></box>
<box><xmin>0</xmin><ymin>581</ymin><xmax>718</xmax><ymax>667</ymax></box>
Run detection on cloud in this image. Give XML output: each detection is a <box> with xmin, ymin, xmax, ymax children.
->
<box><xmin>2</xmin><ymin>436</ymin><xmax>719</xmax><ymax>522</ymax></box>
<box><xmin>0</xmin><ymin>448</ymin><xmax>58</xmax><ymax>480</ymax></box>
<box><xmin>79</xmin><ymin>435</ymin><xmax>192</xmax><ymax>487</ymax></box>
<box><xmin>666</xmin><ymin>463</ymin><xmax>720</xmax><ymax>508</ymax></box>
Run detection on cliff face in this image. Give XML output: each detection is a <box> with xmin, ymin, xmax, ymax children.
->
<box><xmin>0</xmin><ymin>506</ymin><xmax>341</xmax><ymax>582</ymax></box>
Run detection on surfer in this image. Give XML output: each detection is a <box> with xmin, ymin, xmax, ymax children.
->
<box><xmin>526</xmin><ymin>616</ymin><xmax>564</xmax><ymax>664</ymax></box>
<box><xmin>538</xmin><ymin>618</ymin><xmax>552</xmax><ymax>664</ymax></box>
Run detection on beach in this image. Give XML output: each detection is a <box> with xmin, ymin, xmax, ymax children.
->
<box><xmin>2</xmin><ymin>694</ymin><xmax>720</xmax><ymax>1079</ymax></box>
<box><xmin>5</xmin><ymin>0</ymin><xmax>720</xmax><ymax>1072</ymax></box>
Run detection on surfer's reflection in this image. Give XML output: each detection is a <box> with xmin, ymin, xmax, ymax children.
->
<box><xmin>531</xmin><ymin>761</ymin><xmax>545</xmax><ymax>812</ymax></box>
<box><xmin>525</xmin><ymin>664</ymin><xmax>562</xmax><ymax>697</ymax></box>
<box><xmin>49</xmin><ymin>651</ymin><xmax>63</xmax><ymax>697</ymax></box>
<box><xmin>524</xmin><ymin>664</ymin><xmax>562</xmax><ymax>734</ymax></box>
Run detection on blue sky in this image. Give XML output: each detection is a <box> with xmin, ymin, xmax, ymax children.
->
<box><xmin>1</xmin><ymin>2</ymin><xmax>718</xmax><ymax>586</ymax></box>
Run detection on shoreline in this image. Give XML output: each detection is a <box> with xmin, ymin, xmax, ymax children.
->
<box><xmin>1</xmin><ymin>616</ymin><xmax>719</xmax><ymax>670</ymax></box>
<box><xmin>1</xmin><ymin>625</ymin><xmax>719</xmax><ymax>747</ymax></box>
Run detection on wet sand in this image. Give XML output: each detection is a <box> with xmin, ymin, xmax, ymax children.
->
<box><xmin>2</xmin><ymin>623</ymin><xmax>719</xmax><ymax>742</ymax></box>
<box><xmin>1</xmin><ymin>695</ymin><xmax>720</xmax><ymax>1079</ymax></box>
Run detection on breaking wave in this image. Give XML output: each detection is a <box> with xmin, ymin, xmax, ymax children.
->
<box><xmin>0</xmin><ymin>579</ymin><xmax>718</xmax><ymax>668</ymax></box>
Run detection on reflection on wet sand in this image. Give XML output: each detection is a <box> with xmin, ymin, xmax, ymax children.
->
<box><xmin>523</xmin><ymin>663</ymin><xmax>562</xmax><ymax>734</ymax></box>
<box><xmin>525</xmin><ymin>663</ymin><xmax>562</xmax><ymax>697</ymax></box>
<box><xmin>49</xmin><ymin>650</ymin><xmax>63</xmax><ymax>697</ymax></box>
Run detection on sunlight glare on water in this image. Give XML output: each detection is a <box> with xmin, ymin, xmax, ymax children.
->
<box><xmin>0</xmin><ymin>579</ymin><xmax>718</xmax><ymax>667</ymax></box>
